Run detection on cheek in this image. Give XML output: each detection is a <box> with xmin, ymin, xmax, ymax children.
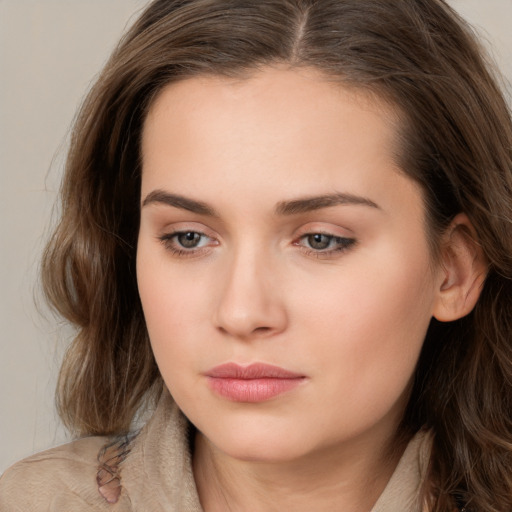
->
<box><xmin>291</xmin><ymin>240</ymin><xmax>436</xmax><ymax>424</ymax></box>
<box><xmin>136</xmin><ymin>247</ymin><xmax>208</xmax><ymax>376</ymax></box>
<box><xmin>293</xmin><ymin>238</ymin><xmax>435</xmax><ymax>342</ymax></box>
<box><xmin>138</xmin><ymin>274</ymin><xmax>210</xmax><ymax>409</ymax></box>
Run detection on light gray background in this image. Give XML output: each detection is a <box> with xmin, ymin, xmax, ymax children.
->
<box><xmin>1</xmin><ymin>0</ymin><xmax>511</xmax><ymax>473</ymax></box>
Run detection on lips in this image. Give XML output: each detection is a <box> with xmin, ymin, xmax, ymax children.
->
<box><xmin>205</xmin><ymin>363</ymin><xmax>306</xmax><ymax>402</ymax></box>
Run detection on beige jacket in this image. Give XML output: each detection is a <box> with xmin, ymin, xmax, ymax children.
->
<box><xmin>0</xmin><ymin>390</ymin><xmax>431</xmax><ymax>511</ymax></box>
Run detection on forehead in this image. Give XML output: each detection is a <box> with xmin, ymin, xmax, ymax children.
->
<box><xmin>140</xmin><ymin>66</ymin><xmax>416</xmax><ymax>216</ymax></box>
<box><xmin>142</xmin><ymin>67</ymin><xmax>399</xmax><ymax>150</ymax></box>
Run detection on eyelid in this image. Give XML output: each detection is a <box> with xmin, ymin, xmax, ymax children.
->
<box><xmin>293</xmin><ymin>222</ymin><xmax>354</xmax><ymax>239</ymax></box>
<box><xmin>158</xmin><ymin>220</ymin><xmax>217</xmax><ymax>235</ymax></box>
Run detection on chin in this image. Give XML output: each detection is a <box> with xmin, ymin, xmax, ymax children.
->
<box><xmin>198</xmin><ymin>417</ymin><xmax>320</xmax><ymax>464</ymax></box>
<box><xmin>216</xmin><ymin>436</ymin><xmax>308</xmax><ymax>464</ymax></box>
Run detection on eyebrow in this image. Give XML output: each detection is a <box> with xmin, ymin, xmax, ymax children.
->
<box><xmin>142</xmin><ymin>190</ymin><xmax>218</xmax><ymax>216</ymax></box>
<box><xmin>275</xmin><ymin>193</ymin><xmax>380</xmax><ymax>215</ymax></box>
<box><xmin>142</xmin><ymin>189</ymin><xmax>380</xmax><ymax>216</ymax></box>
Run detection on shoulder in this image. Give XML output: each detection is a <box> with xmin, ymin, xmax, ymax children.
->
<box><xmin>0</xmin><ymin>435</ymin><xmax>132</xmax><ymax>511</ymax></box>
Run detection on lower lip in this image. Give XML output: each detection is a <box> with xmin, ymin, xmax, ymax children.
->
<box><xmin>207</xmin><ymin>377</ymin><xmax>304</xmax><ymax>402</ymax></box>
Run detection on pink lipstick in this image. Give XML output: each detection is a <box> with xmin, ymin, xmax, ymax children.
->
<box><xmin>205</xmin><ymin>363</ymin><xmax>306</xmax><ymax>402</ymax></box>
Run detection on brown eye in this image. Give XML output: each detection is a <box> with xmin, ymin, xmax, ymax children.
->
<box><xmin>307</xmin><ymin>234</ymin><xmax>333</xmax><ymax>250</ymax></box>
<box><xmin>176</xmin><ymin>231</ymin><xmax>202</xmax><ymax>248</ymax></box>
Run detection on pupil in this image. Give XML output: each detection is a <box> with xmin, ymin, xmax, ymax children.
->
<box><xmin>179</xmin><ymin>232</ymin><xmax>200</xmax><ymax>248</ymax></box>
<box><xmin>309</xmin><ymin>234</ymin><xmax>331</xmax><ymax>250</ymax></box>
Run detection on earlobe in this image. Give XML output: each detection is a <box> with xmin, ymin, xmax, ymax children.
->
<box><xmin>432</xmin><ymin>213</ymin><xmax>488</xmax><ymax>322</ymax></box>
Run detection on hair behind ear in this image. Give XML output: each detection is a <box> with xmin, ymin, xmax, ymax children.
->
<box><xmin>405</xmin><ymin>214</ymin><xmax>512</xmax><ymax>510</ymax></box>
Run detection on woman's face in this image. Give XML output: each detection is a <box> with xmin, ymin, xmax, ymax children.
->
<box><xmin>137</xmin><ymin>67</ymin><xmax>443</xmax><ymax>463</ymax></box>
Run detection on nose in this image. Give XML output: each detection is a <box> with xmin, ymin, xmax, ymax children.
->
<box><xmin>213</xmin><ymin>248</ymin><xmax>288</xmax><ymax>340</ymax></box>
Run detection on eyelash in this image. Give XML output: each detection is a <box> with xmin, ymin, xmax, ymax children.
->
<box><xmin>158</xmin><ymin>230</ymin><xmax>356</xmax><ymax>258</ymax></box>
<box><xmin>294</xmin><ymin>232</ymin><xmax>356</xmax><ymax>257</ymax></box>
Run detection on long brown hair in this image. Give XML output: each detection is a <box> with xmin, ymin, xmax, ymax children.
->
<box><xmin>43</xmin><ymin>1</ymin><xmax>512</xmax><ymax>510</ymax></box>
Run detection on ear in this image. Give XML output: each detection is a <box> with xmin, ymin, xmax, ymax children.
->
<box><xmin>432</xmin><ymin>213</ymin><xmax>488</xmax><ymax>322</ymax></box>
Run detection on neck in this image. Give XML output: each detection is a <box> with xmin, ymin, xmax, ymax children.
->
<box><xmin>193</xmin><ymin>427</ymin><xmax>408</xmax><ymax>512</ymax></box>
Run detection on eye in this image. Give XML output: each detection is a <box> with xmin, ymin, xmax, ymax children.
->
<box><xmin>159</xmin><ymin>230</ymin><xmax>215</xmax><ymax>256</ymax></box>
<box><xmin>295</xmin><ymin>232</ymin><xmax>356</xmax><ymax>255</ymax></box>
<box><xmin>175</xmin><ymin>231</ymin><xmax>204</xmax><ymax>249</ymax></box>
<box><xmin>306</xmin><ymin>233</ymin><xmax>335</xmax><ymax>250</ymax></box>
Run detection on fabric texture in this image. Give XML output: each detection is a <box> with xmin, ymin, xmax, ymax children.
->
<box><xmin>0</xmin><ymin>389</ymin><xmax>431</xmax><ymax>511</ymax></box>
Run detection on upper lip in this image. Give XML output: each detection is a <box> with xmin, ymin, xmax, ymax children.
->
<box><xmin>205</xmin><ymin>362</ymin><xmax>305</xmax><ymax>379</ymax></box>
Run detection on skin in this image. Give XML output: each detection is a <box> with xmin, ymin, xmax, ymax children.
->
<box><xmin>136</xmin><ymin>67</ymin><xmax>483</xmax><ymax>511</ymax></box>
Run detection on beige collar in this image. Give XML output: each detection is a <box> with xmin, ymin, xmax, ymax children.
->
<box><xmin>120</xmin><ymin>390</ymin><xmax>202</xmax><ymax>511</ymax></box>
<box><xmin>371</xmin><ymin>430</ymin><xmax>431</xmax><ymax>512</ymax></box>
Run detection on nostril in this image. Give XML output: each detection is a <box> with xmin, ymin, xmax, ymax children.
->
<box><xmin>250</xmin><ymin>326</ymin><xmax>276</xmax><ymax>337</ymax></box>
<box><xmin>254</xmin><ymin>326</ymin><xmax>271</xmax><ymax>333</ymax></box>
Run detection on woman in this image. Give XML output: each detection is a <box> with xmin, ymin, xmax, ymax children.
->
<box><xmin>1</xmin><ymin>0</ymin><xmax>511</xmax><ymax>510</ymax></box>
